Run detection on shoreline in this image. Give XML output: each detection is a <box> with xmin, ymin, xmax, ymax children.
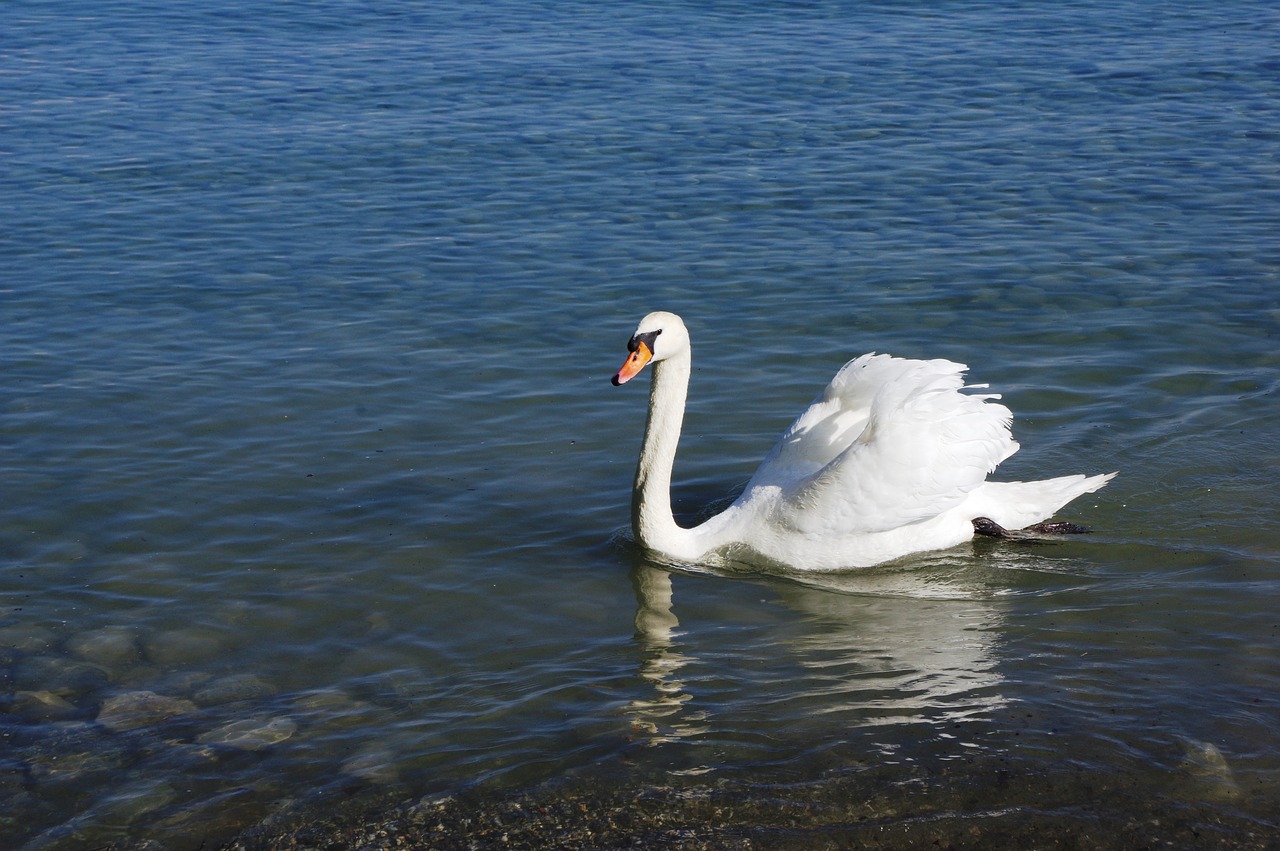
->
<box><xmin>213</xmin><ymin>756</ymin><xmax>1275</xmax><ymax>850</ymax></box>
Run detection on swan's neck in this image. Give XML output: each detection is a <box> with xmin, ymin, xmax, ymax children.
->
<box><xmin>632</xmin><ymin>351</ymin><xmax>698</xmax><ymax>556</ymax></box>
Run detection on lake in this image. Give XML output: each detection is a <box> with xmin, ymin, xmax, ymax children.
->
<box><xmin>2</xmin><ymin>1</ymin><xmax>1278</xmax><ymax>847</ymax></box>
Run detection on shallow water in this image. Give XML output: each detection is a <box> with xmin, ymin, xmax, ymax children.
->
<box><xmin>3</xmin><ymin>1</ymin><xmax>1279</xmax><ymax>847</ymax></box>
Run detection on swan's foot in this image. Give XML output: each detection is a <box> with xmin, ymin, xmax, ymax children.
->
<box><xmin>972</xmin><ymin>517</ymin><xmax>1092</xmax><ymax>540</ymax></box>
<box><xmin>972</xmin><ymin>517</ymin><xmax>1009</xmax><ymax>538</ymax></box>
<box><xmin>1025</xmin><ymin>520</ymin><xmax>1092</xmax><ymax>535</ymax></box>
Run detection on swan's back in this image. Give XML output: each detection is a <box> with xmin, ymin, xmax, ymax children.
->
<box><xmin>739</xmin><ymin>354</ymin><xmax>1019</xmax><ymax>537</ymax></box>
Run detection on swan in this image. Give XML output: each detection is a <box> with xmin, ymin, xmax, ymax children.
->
<box><xmin>611</xmin><ymin>311</ymin><xmax>1115</xmax><ymax>571</ymax></box>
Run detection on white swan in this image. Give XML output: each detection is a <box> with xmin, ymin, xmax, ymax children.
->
<box><xmin>611</xmin><ymin>311</ymin><xmax>1115</xmax><ymax>571</ymax></box>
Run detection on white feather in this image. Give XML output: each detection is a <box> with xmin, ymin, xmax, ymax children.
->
<box><xmin>614</xmin><ymin>312</ymin><xmax>1115</xmax><ymax>571</ymax></box>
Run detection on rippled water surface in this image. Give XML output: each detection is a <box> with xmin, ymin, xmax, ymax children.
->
<box><xmin>3</xmin><ymin>1</ymin><xmax>1279</xmax><ymax>847</ymax></box>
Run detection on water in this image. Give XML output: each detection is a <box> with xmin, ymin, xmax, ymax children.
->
<box><xmin>3</xmin><ymin>1</ymin><xmax>1279</xmax><ymax>846</ymax></box>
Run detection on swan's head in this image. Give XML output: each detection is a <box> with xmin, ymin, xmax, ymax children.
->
<box><xmin>611</xmin><ymin>311</ymin><xmax>690</xmax><ymax>386</ymax></box>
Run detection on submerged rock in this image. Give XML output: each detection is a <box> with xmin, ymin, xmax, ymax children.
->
<box><xmin>341</xmin><ymin>748</ymin><xmax>401</xmax><ymax>785</ymax></box>
<box><xmin>8</xmin><ymin>689</ymin><xmax>81</xmax><ymax>721</ymax></box>
<box><xmin>95</xmin><ymin>778</ymin><xmax>180</xmax><ymax>827</ymax></box>
<box><xmin>1179</xmin><ymin>737</ymin><xmax>1241</xmax><ymax>800</ymax></box>
<box><xmin>156</xmin><ymin>669</ymin><xmax>216</xmax><ymax>695</ymax></box>
<box><xmin>67</xmin><ymin>626</ymin><xmax>142</xmax><ymax>668</ymax></box>
<box><xmin>197</xmin><ymin>717</ymin><xmax>297</xmax><ymax>751</ymax></box>
<box><xmin>26</xmin><ymin>730</ymin><xmax>130</xmax><ymax>784</ymax></box>
<box><xmin>144</xmin><ymin>628</ymin><xmax>229</xmax><ymax>668</ymax></box>
<box><xmin>149</xmin><ymin>786</ymin><xmax>270</xmax><ymax>844</ymax></box>
<box><xmin>193</xmin><ymin>673</ymin><xmax>277</xmax><ymax>707</ymax></box>
<box><xmin>15</xmin><ymin>655</ymin><xmax>110</xmax><ymax>699</ymax></box>
<box><xmin>96</xmin><ymin>691</ymin><xmax>198</xmax><ymax>732</ymax></box>
<box><xmin>291</xmin><ymin>689</ymin><xmax>384</xmax><ymax>731</ymax></box>
<box><xmin>23</xmin><ymin>779</ymin><xmax>178</xmax><ymax>850</ymax></box>
<box><xmin>0</xmin><ymin>624</ymin><xmax>59</xmax><ymax>653</ymax></box>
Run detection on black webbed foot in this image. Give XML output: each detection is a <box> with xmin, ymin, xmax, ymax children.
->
<box><xmin>1024</xmin><ymin>520</ymin><xmax>1092</xmax><ymax>535</ymax></box>
<box><xmin>972</xmin><ymin>517</ymin><xmax>1009</xmax><ymax>538</ymax></box>
<box><xmin>972</xmin><ymin>517</ymin><xmax>1093</xmax><ymax>541</ymax></box>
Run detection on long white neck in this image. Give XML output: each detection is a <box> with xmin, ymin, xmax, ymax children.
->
<box><xmin>632</xmin><ymin>349</ymin><xmax>700</xmax><ymax>557</ymax></box>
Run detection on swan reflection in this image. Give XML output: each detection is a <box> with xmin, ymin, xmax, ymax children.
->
<box><xmin>626</xmin><ymin>551</ymin><xmax>1026</xmax><ymax>744</ymax></box>
<box><xmin>773</xmin><ymin>569</ymin><xmax>1007</xmax><ymax>728</ymax></box>
<box><xmin>625</xmin><ymin>565</ymin><xmax>709</xmax><ymax>743</ymax></box>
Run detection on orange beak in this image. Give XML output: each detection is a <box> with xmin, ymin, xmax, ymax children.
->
<box><xmin>611</xmin><ymin>340</ymin><xmax>653</xmax><ymax>386</ymax></box>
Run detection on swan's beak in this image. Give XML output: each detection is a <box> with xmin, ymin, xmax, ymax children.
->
<box><xmin>612</xmin><ymin>341</ymin><xmax>653</xmax><ymax>386</ymax></box>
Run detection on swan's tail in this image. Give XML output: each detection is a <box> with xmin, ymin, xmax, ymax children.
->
<box><xmin>968</xmin><ymin>472</ymin><xmax>1116</xmax><ymax>531</ymax></box>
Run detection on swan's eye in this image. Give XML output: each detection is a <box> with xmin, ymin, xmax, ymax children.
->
<box><xmin>629</xmin><ymin>329</ymin><xmax>661</xmax><ymax>354</ymax></box>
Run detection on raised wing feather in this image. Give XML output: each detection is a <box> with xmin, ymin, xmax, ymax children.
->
<box><xmin>759</xmin><ymin>356</ymin><xmax>1018</xmax><ymax>536</ymax></box>
<box><xmin>745</xmin><ymin>354</ymin><xmax>921</xmax><ymax>490</ymax></box>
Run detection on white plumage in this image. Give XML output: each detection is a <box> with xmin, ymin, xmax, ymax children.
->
<box><xmin>612</xmin><ymin>311</ymin><xmax>1114</xmax><ymax>571</ymax></box>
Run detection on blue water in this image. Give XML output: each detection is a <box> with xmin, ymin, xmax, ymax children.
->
<box><xmin>3</xmin><ymin>1</ymin><xmax>1279</xmax><ymax>847</ymax></box>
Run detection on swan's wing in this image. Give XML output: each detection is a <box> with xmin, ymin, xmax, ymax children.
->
<box><xmin>768</xmin><ymin>358</ymin><xmax>1018</xmax><ymax>536</ymax></box>
<box><xmin>746</xmin><ymin>353</ymin><xmax>921</xmax><ymax>490</ymax></box>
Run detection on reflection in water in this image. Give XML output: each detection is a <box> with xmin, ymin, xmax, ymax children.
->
<box><xmin>626</xmin><ymin>566</ymin><xmax>710</xmax><ymax>743</ymax></box>
<box><xmin>628</xmin><ymin>553</ymin><xmax>1016</xmax><ymax>746</ymax></box>
<box><xmin>771</xmin><ymin>566</ymin><xmax>1008</xmax><ymax>729</ymax></box>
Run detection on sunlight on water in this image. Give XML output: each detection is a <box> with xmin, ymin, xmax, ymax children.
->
<box><xmin>2</xmin><ymin>0</ymin><xmax>1279</xmax><ymax>847</ymax></box>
